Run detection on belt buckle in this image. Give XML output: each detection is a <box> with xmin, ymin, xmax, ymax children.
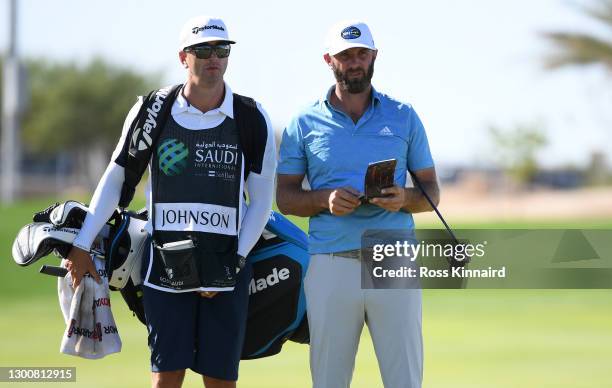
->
<box><xmin>333</xmin><ymin>249</ymin><xmax>361</xmax><ymax>259</ymax></box>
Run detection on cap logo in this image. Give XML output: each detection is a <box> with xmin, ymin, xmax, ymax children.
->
<box><xmin>192</xmin><ymin>24</ymin><xmax>225</xmax><ymax>34</ymax></box>
<box><xmin>341</xmin><ymin>26</ymin><xmax>361</xmax><ymax>40</ymax></box>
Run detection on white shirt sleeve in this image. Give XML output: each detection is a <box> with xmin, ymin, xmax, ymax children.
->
<box><xmin>72</xmin><ymin>99</ymin><xmax>142</xmax><ymax>251</ymax></box>
<box><xmin>236</xmin><ymin>103</ymin><xmax>277</xmax><ymax>257</ymax></box>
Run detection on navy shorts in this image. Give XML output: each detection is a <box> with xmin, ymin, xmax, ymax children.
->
<box><xmin>141</xmin><ymin>248</ymin><xmax>252</xmax><ymax>381</ymax></box>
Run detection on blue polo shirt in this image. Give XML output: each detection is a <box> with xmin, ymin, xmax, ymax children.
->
<box><xmin>278</xmin><ymin>86</ymin><xmax>434</xmax><ymax>254</ymax></box>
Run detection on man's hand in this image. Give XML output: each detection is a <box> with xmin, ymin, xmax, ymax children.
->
<box><xmin>65</xmin><ymin>246</ymin><xmax>102</xmax><ymax>288</ymax></box>
<box><xmin>369</xmin><ymin>185</ymin><xmax>407</xmax><ymax>212</ymax></box>
<box><xmin>328</xmin><ymin>187</ymin><xmax>361</xmax><ymax>216</ymax></box>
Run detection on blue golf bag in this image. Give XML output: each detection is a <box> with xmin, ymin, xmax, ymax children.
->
<box><xmin>118</xmin><ymin>210</ymin><xmax>311</xmax><ymax>359</ymax></box>
<box><xmin>241</xmin><ymin>211</ymin><xmax>310</xmax><ymax>359</ymax></box>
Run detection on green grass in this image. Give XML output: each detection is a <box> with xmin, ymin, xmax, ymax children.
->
<box><xmin>1</xmin><ymin>199</ymin><xmax>611</xmax><ymax>387</ymax></box>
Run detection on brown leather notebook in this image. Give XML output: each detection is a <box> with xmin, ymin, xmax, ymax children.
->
<box><xmin>360</xmin><ymin>159</ymin><xmax>397</xmax><ymax>203</ymax></box>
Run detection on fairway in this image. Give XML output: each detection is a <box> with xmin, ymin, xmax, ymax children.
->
<box><xmin>1</xmin><ymin>199</ymin><xmax>611</xmax><ymax>387</ymax></box>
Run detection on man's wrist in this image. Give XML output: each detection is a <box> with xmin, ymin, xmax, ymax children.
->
<box><xmin>401</xmin><ymin>187</ymin><xmax>418</xmax><ymax>212</ymax></box>
<box><xmin>402</xmin><ymin>187</ymin><xmax>412</xmax><ymax>207</ymax></box>
<box><xmin>315</xmin><ymin>189</ymin><xmax>332</xmax><ymax>211</ymax></box>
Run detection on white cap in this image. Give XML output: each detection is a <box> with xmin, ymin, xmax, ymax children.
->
<box><xmin>179</xmin><ymin>16</ymin><xmax>235</xmax><ymax>50</ymax></box>
<box><xmin>325</xmin><ymin>20</ymin><xmax>376</xmax><ymax>55</ymax></box>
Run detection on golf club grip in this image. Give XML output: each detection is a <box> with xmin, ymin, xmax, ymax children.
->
<box><xmin>39</xmin><ymin>265</ymin><xmax>68</xmax><ymax>277</ymax></box>
<box><xmin>408</xmin><ymin>170</ymin><xmax>459</xmax><ymax>244</ymax></box>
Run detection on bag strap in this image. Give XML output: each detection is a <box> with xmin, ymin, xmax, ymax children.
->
<box><xmin>119</xmin><ymin>84</ymin><xmax>183</xmax><ymax>208</ymax></box>
<box><xmin>119</xmin><ymin>87</ymin><xmax>266</xmax><ymax>207</ymax></box>
<box><xmin>233</xmin><ymin>93</ymin><xmax>268</xmax><ymax>180</ymax></box>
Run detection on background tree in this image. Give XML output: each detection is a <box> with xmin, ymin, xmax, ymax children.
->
<box><xmin>22</xmin><ymin>58</ymin><xmax>158</xmax><ymax>154</ymax></box>
<box><xmin>542</xmin><ymin>0</ymin><xmax>612</xmax><ymax>186</ymax></box>
<box><xmin>21</xmin><ymin>58</ymin><xmax>159</xmax><ymax>187</ymax></box>
<box><xmin>542</xmin><ymin>0</ymin><xmax>612</xmax><ymax>71</ymax></box>
<box><xmin>489</xmin><ymin>123</ymin><xmax>548</xmax><ymax>185</ymax></box>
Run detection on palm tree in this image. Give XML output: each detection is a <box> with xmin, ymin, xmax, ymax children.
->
<box><xmin>543</xmin><ymin>0</ymin><xmax>612</xmax><ymax>71</ymax></box>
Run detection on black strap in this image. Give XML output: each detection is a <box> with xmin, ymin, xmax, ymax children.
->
<box><xmin>119</xmin><ymin>87</ymin><xmax>267</xmax><ymax>208</ymax></box>
<box><xmin>119</xmin><ymin>84</ymin><xmax>183</xmax><ymax>208</ymax></box>
<box><xmin>233</xmin><ymin>93</ymin><xmax>268</xmax><ymax>179</ymax></box>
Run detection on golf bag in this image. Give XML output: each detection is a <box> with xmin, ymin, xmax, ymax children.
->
<box><xmin>241</xmin><ymin>211</ymin><xmax>310</xmax><ymax>359</ymax></box>
<box><xmin>12</xmin><ymin>201</ymin><xmax>310</xmax><ymax>360</ymax></box>
<box><xmin>110</xmin><ymin>209</ymin><xmax>312</xmax><ymax>359</ymax></box>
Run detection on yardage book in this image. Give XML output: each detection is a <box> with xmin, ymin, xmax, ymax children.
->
<box><xmin>360</xmin><ymin>158</ymin><xmax>397</xmax><ymax>203</ymax></box>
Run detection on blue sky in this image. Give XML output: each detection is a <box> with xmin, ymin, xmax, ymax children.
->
<box><xmin>1</xmin><ymin>0</ymin><xmax>610</xmax><ymax>168</ymax></box>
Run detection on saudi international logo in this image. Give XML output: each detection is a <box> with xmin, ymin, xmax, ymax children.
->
<box><xmin>157</xmin><ymin>138</ymin><xmax>189</xmax><ymax>176</ymax></box>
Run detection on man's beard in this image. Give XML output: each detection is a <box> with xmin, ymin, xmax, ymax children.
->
<box><xmin>333</xmin><ymin>59</ymin><xmax>375</xmax><ymax>94</ymax></box>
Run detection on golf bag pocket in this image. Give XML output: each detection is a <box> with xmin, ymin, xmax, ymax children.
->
<box><xmin>155</xmin><ymin>239</ymin><xmax>200</xmax><ymax>289</ymax></box>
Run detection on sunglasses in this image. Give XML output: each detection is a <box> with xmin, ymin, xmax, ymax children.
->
<box><xmin>184</xmin><ymin>44</ymin><xmax>231</xmax><ymax>59</ymax></box>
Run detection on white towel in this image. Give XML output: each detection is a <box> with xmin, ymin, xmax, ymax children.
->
<box><xmin>58</xmin><ymin>256</ymin><xmax>122</xmax><ymax>359</ymax></box>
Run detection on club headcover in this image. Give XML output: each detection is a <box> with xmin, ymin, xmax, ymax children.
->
<box><xmin>12</xmin><ymin>223</ymin><xmax>80</xmax><ymax>266</ymax></box>
<box><xmin>16</xmin><ymin>201</ymin><xmax>148</xmax><ymax>290</ymax></box>
<box><xmin>49</xmin><ymin>200</ymin><xmax>89</xmax><ymax>228</ymax></box>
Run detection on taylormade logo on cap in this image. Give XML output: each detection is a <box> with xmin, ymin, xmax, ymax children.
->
<box><xmin>180</xmin><ymin>15</ymin><xmax>235</xmax><ymax>50</ymax></box>
<box><xmin>326</xmin><ymin>20</ymin><xmax>376</xmax><ymax>55</ymax></box>
<box><xmin>192</xmin><ymin>25</ymin><xmax>225</xmax><ymax>34</ymax></box>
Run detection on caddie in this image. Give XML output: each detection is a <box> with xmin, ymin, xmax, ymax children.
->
<box><xmin>65</xmin><ymin>15</ymin><xmax>276</xmax><ymax>388</ymax></box>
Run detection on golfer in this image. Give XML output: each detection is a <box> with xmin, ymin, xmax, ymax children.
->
<box><xmin>65</xmin><ymin>16</ymin><xmax>276</xmax><ymax>388</ymax></box>
<box><xmin>277</xmin><ymin>20</ymin><xmax>439</xmax><ymax>388</ymax></box>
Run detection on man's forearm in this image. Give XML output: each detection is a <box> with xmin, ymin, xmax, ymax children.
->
<box><xmin>73</xmin><ymin>162</ymin><xmax>125</xmax><ymax>250</ymax></box>
<box><xmin>237</xmin><ymin>174</ymin><xmax>273</xmax><ymax>257</ymax></box>
<box><xmin>277</xmin><ymin>186</ymin><xmax>332</xmax><ymax>217</ymax></box>
<box><xmin>402</xmin><ymin>183</ymin><xmax>440</xmax><ymax>214</ymax></box>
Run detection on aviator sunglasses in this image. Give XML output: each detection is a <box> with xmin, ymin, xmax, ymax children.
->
<box><xmin>184</xmin><ymin>43</ymin><xmax>231</xmax><ymax>59</ymax></box>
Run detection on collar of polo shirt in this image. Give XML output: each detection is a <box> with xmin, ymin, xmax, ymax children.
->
<box><xmin>322</xmin><ymin>85</ymin><xmax>382</xmax><ymax>108</ymax></box>
<box><xmin>172</xmin><ymin>82</ymin><xmax>235</xmax><ymax>119</ymax></box>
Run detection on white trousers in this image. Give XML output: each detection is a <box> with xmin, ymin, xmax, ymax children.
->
<box><xmin>304</xmin><ymin>254</ymin><xmax>423</xmax><ymax>388</ymax></box>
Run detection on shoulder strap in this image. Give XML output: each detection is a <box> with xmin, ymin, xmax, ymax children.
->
<box><xmin>119</xmin><ymin>84</ymin><xmax>183</xmax><ymax>208</ymax></box>
<box><xmin>119</xmin><ymin>88</ymin><xmax>266</xmax><ymax>206</ymax></box>
<box><xmin>233</xmin><ymin>93</ymin><xmax>268</xmax><ymax>180</ymax></box>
